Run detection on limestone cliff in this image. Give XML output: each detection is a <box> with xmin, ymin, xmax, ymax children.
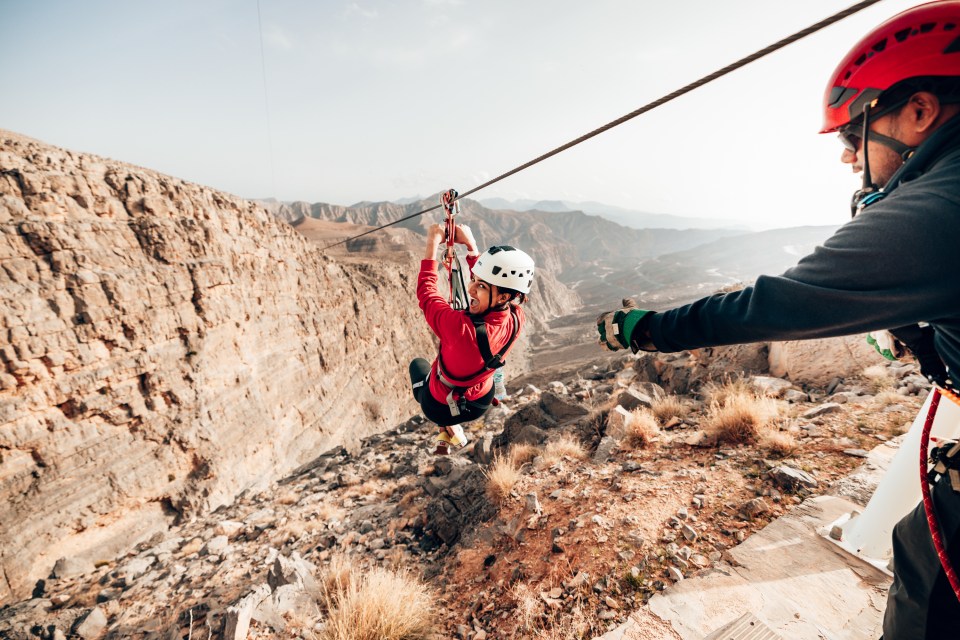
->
<box><xmin>0</xmin><ymin>130</ymin><xmax>434</xmax><ymax>603</ymax></box>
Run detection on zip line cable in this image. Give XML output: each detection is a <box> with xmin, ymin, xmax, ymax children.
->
<box><xmin>321</xmin><ymin>0</ymin><xmax>884</xmax><ymax>252</ymax></box>
<box><xmin>257</xmin><ymin>0</ymin><xmax>278</xmax><ymax>199</ymax></box>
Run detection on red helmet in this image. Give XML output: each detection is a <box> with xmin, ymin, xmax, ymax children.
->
<box><xmin>821</xmin><ymin>1</ymin><xmax>960</xmax><ymax>133</ymax></box>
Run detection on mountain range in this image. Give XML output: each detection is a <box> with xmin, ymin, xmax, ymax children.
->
<box><xmin>266</xmin><ymin>196</ymin><xmax>840</xmax><ymax>313</ymax></box>
<box><xmin>477</xmin><ymin>197</ymin><xmax>752</xmax><ymax>231</ymax></box>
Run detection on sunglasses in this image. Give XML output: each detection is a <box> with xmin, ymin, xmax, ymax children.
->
<box><xmin>838</xmin><ymin>126</ymin><xmax>862</xmax><ymax>153</ymax></box>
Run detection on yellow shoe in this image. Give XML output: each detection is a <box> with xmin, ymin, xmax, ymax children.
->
<box><xmin>447</xmin><ymin>424</ymin><xmax>468</xmax><ymax>448</ymax></box>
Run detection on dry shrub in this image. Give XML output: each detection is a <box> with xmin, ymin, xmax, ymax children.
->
<box><xmin>863</xmin><ymin>364</ymin><xmax>895</xmax><ymax>393</ymax></box>
<box><xmin>486</xmin><ymin>453</ymin><xmax>522</xmax><ymax>502</ymax></box>
<box><xmin>759</xmin><ymin>429</ymin><xmax>798</xmax><ymax>457</ymax></box>
<box><xmin>541</xmin><ymin>434</ymin><xmax>588</xmax><ymax>465</ymax></box>
<box><xmin>651</xmin><ymin>395</ymin><xmax>688</xmax><ymax>423</ymax></box>
<box><xmin>627</xmin><ymin>408</ymin><xmax>660</xmax><ymax>447</ymax></box>
<box><xmin>509</xmin><ymin>442</ymin><xmax>539</xmax><ymax>466</ymax></box>
<box><xmin>704</xmin><ymin>389</ymin><xmax>781</xmax><ymax>445</ymax></box>
<box><xmin>320</xmin><ymin>561</ymin><xmax>435</xmax><ymax>640</ymax></box>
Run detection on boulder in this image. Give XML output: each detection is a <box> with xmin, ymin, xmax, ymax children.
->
<box><xmin>540</xmin><ymin>392</ymin><xmax>589</xmax><ymax>423</ymax></box>
<box><xmin>768</xmin><ymin>335</ymin><xmax>878</xmax><ymax>386</ymax></box>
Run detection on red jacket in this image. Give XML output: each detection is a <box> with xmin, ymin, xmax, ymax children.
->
<box><xmin>417</xmin><ymin>256</ymin><xmax>525</xmax><ymax>403</ymax></box>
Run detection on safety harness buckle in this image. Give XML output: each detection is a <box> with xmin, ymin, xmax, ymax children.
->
<box><xmin>928</xmin><ymin>440</ymin><xmax>960</xmax><ymax>491</ymax></box>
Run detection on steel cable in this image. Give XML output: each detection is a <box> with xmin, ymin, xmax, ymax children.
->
<box><xmin>321</xmin><ymin>0</ymin><xmax>884</xmax><ymax>251</ymax></box>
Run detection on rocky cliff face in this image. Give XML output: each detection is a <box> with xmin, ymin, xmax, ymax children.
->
<box><xmin>0</xmin><ymin>130</ymin><xmax>434</xmax><ymax>603</ymax></box>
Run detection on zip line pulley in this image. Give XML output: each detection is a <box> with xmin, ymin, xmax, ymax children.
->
<box><xmin>441</xmin><ymin>188</ymin><xmax>470</xmax><ymax>311</ymax></box>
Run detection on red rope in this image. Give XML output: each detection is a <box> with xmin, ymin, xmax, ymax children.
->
<box><xmin>920</xmin><ymin>387</ymin><xmax>960</xmax><ymax>602</ymax></box>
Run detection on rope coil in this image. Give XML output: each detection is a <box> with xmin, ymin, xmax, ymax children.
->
<box><xmin>920</xmin><ymin>386</ymin><xmax>960</xmax><ymax>603</ymax></box>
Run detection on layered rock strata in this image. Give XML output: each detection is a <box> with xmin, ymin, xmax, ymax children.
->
<box><xmin>0</xmin><ymin>130</ymin><xmax>433</xmax><ymax>602</ymax></box>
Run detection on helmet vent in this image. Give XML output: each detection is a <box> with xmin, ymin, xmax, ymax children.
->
<box><xmin>491</xmin><ymin>265</ymin><xmax>502</xmax><ymax>275</ymax></box>
<box><xmin>854</xmin><ymin>53</ymin><xmax>867</xmax><ymax>66</ymax></box>
<box><xmin>945</xmin><ymin>35</ymin><xmax>960</xmax><ymax>54</ymax></box>
<box><xmin>872</xmin><ymin>39</ymin><xmax>887</xmax><ymax>53</ymax></box>
<box><xmin>894</xmin><ymin>27</ymin><xmax>911</xmax><ymax>43</ymax></box>
<box><xmin>920</xmin><ymin>22</ymin><xmax>936</xmax><ymax>34</ymax></box>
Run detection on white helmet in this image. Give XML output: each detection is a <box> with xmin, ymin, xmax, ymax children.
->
<box><xmin>473</xmin><ymin>245</ymin><xmax>535</xmax><ymax>294</ymax></box>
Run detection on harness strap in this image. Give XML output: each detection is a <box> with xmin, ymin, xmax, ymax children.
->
<box><xmin>434</xmin><ymin>306</ymin><xmax>521</xmax><ymax>415</ymax></box>
<box><xmin>474</xmin><ymin>306</ymin><xmax>520</xmax><ymax>370</ymax></box>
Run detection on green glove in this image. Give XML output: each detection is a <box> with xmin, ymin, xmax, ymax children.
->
<box><xmin>597</xmin><ymin>299</ymin><xmax>653</xmax><ymax>352</ymax></box>
<box><xmin>866</xmin><ymin>330</ymin><xmax>903</xmax><ymax>361</ymax></box>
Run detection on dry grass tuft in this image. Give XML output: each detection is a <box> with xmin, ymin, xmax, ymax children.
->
<box><xmin>396</xmin><ymin>485</ymin><xmax>423</xmax><ymax>509</ymax></box>
<box><xmin>509</xmin><ymin>582</ymin><xmax>591</xmax><ymax>639</ymax></box>
<box><xmin>627</xmin><ymin>408</ymin><xmax>660</xmax><ymax>448</ymax></box>
<box><xmin>509</xmin><ymin>442</ymin><xmax>540</xmax><ymax>466</ymax></box>
<box><xmin>703</xmin><ymin>388</ymin><xmax>781</xmax><ymax>445</ymax></box>
<box><xmin>541</xmin><ymin>434</ymin><xmax>588</xmax><ymax>465</ymax></box>
<box><xmin>759</xmin><ymin>429</ymin><xmax>798</xmax><ymax>457</ymax></box>
<box><xmin>510</xmin><ymin>583</ymin><xmax>545</xmax><ymax>632</ymax></box>
<box><xmin>319</xmin><ymin>557</ymin><xmax>435</xmax><ymax>640</ymax></box>
<box><xmin>277</xmin><ymin>490</ymin><xmax>299</xmax><ymax>506</ymax></box>
<box><xmin>863</xmin><ymin>364</ymin><xmax>895</xmax><ymax>393</ymax></box>
<box><xmin>650</xmin><ymin>395</ymin><xmax>688</xmax><ymax>423</ymax></box>
<box><xmin>320</xmin><ymin>554</ymin><xmax>355</xmax><ymax>599</ymax></box>
<box><xmin>486</xmin><ymin>453</ymin><xmax>523</xmax><ymax>502</ymax></box>
<box><xmin>275</xmin><ymin>516</ymin><xmax>322</xmax><ymax>545</ymax></box>
<box><xmin>873</xmin><ymin>389</ymin><xmax>904</xmax><ymax>407</ymax></box>
<box><xmin>702</xmin><ymin>377</ymin><xmax>754</xmax><ymax>406</ymax></box>
<box><xmin>315</xmin><ymin>503</ymin><xmax>345</xmax><ymax>523</ymax></box>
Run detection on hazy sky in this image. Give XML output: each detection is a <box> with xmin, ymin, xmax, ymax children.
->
<box><xmin>1</xmin><ymin>0</ymin><xmax>922</xmax><ymax>229</ymax></box>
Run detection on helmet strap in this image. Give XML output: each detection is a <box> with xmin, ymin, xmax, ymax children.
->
<box><xmin>850</xmin><ymin>101</ymin><xmax>918</xmax><ymax>218</ymax></box>
<box><xmin>851</xmin><ymin>105</ymin><xmax>879</xmax><ymax>218</ymax></box>
<box><xmin>466</xmin><ymin>285</ymin><xmax>515</xmax><ymax>317</ymax></box>
<box><xmin>859</xmin><ymin>103</ymin><xmax>877</xmax><ymax>200</ymax></box>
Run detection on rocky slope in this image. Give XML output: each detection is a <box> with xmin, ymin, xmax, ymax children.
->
<box><xmin>0</xmin><ymin>130</ymin><xmax>435</xmax><ymax>603</ymax></box>
<box><xmin>0</xmin><ymin>337</ymin><xmax>928</xmax><ymax>639</ymax></box>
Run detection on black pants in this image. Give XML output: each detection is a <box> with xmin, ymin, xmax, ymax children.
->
<box><xmin>883</xmin><ymin>473</ymin><xmax>960</xmax><ymax>639</ymax></box>
<box><xmin>409</xmin><ymin>358</ymin><xmax>493</xmax><ymax>428</ymax></box>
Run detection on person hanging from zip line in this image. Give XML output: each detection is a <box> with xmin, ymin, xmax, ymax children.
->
<box><xmin>596</xmin><ymin>2</ymin><xmax>960</xmax><ymax>637</ymax></box>
<box><xmin>410</xmin><ymin>222</ymin><xmax>535</xmax><ymax>455</ymax></box>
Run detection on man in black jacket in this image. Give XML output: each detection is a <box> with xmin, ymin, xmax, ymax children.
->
<box><xmin>597</xmin><ymin>3</ymin><xmax>960</xmax><ymax>638</ymax></box>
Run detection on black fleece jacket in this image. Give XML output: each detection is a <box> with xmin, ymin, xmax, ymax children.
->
<box><xmin>647</xmin><ymin>115</ymin><xmax>960</xmax><ymax>387</ymax></box>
